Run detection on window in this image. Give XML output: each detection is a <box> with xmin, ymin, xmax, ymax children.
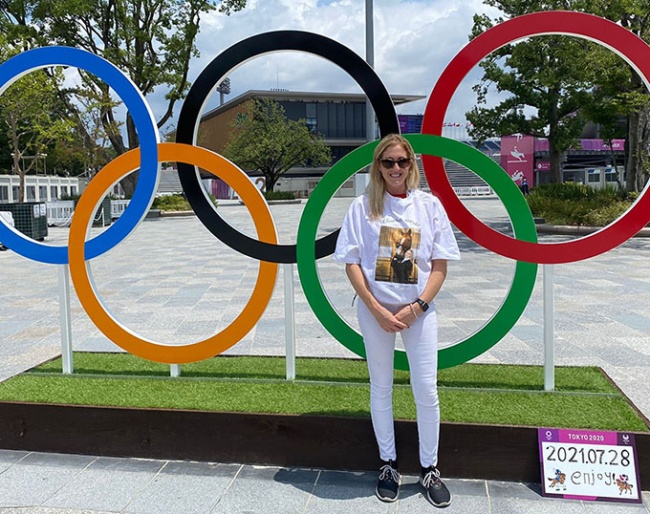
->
<box><xmin>39</xmin><ymin>186</ymin><xmax>48</xmax><ymax>201</ymax></box>
<box><xmin>304</xmin><ymin>104</ymin><xmax>318</xmax><ymax>133</ymax></box>
<box><xmin>12</xmin><ymin>186</ymin><xmax>19</xmax><ymax>202</ymax></box>
<box><xmin>336</xmin><ymin>103</ymin><xmax>346</xmax><ymax>137</ymax></box>
<box><xmin>50</xmin><ymin>186</ymin><xmax>58</xmax><ymax>200</ymax></box>
<box><xmin>70</xmin><ymin>186</ymin><xmax>77</xmax><ymax>196</ymax></box>
<box><xmin>61</xmin><ymin>186</ymin><xmax>68</xmax><ymax>196</ymax></box>
<box><xmin>327</xmin><ymin>103</ymin><xmax>337</xmax><ymax>137</ymax></box>
<box><xmin>330</xmin><ymin>146</ymin><xmax>355</xmax><ymax>163</ymax></box>
<box><xmin>27</xmin><ymin>186</ymin><xmax>36</xmax><ymax>201</ymax></box>
<box><xmin>306</xmin><ymin>118</ymin><xmax>317</xmax><ymax>133</ymax></box>
<box><xmin>587</xmin><ymin>172</ymin><xmax>600</xmax><ymax>183</ymax></box>
<box><xmin>345</xmin><ymin>103</ymin><xmax>355</xmax><ymax>135</ymax></box>
<box><xmin>354</xmin><ymin>103</ymin><xmax>365</xmax><ymax>138</ymax></box>
<box><xmin>0</xmin><ymin>186</ymin><xmax>8</xmax><ymax>202</ymax></box>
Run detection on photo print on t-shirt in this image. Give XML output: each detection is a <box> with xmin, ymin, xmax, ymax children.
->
<box><xmin>375</xmin><ymin>225</ymin><xmax>420</xmax><ymax>284</ymax></box>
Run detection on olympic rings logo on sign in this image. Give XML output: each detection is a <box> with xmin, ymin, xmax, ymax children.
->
<box><xmin>1</xmin><ymin>11</ymin><xmax>650</xmax><ymax>369</ymax></box>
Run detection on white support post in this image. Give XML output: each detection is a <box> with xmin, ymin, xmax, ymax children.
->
<box><xmin>170</xmin><ymin>364</ymin><xmax>181</xmax><ymax>377</ymax></box>
<box><xmin>543</xmin><ymin>264</ymin><xmax>555</xmax><ymax>391</ymax></box>
<box><xmin>283</xmin><ymin>263</ymin><xmax>296</xmax><ymax>381</ymax></box>
<box><xmin>58</xmin><ymin>264</ymin><xmax>73</xmax><ymax>374</ymax></box>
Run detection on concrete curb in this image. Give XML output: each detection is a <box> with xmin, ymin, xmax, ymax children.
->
<box><xmin>536</xmin><ymin>223</ymin><xmax>650</xmax><ymax>237</ymax></box>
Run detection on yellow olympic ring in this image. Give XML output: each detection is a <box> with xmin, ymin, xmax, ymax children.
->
<box><xmin>68</xmin><ymin>142</ymin><xmax>279</xmax><ymax>363</ymax></box>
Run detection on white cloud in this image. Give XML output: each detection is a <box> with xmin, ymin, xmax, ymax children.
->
<box><xmin>154</xmin><ymin>0</ymin><xmax>503</xmax><ymax>130</ymax></box>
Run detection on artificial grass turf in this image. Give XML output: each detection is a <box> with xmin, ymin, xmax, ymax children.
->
<box><xmin>0</xmin><ymin>353</ymin><xmax>646</xmax><ymax>432</ymax></box>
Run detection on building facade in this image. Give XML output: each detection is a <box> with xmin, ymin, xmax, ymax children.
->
<box><xmin>0</xmin><ymin>174</ymin><xmax>83</xmax><ymax>203</ymax></box>
<box><xmin>196</xmin><ymin>90</ymin><xmax>423</xmax><ymax>197</ymax></box>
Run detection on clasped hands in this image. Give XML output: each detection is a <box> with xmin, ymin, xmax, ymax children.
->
<box><xmin>373</xmin><ymin>303</ymin><xmax>420</xmax><ymax>333</ymax></box>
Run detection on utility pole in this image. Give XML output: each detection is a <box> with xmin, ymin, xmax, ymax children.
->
<box><xmin>365</xmin><ymin>0</ymin><xmax>375</xmax><ymax>142</ymax></box>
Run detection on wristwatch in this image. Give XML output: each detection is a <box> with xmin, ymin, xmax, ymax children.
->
<box><xmin>414</xmin><ymin>298</ymin><xmax>429</xmax><ymax>312</ymax></box>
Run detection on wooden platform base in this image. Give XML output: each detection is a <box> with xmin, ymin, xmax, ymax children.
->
<box><xmin>0</xmin><ymin>401</ymin><xmax>647</xmax><ymax>488</ymax></box>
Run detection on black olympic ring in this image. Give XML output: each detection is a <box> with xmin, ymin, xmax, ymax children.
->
<box><xmin>176</xmin><ymin>30</ymin><xmax>400</xmax><ymax>263</ymax></box>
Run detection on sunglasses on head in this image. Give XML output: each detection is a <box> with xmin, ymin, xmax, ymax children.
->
<box><xmin>379</xmin><ymin>157</ymin><xmax>411</xmax><ymax>169</ymax></box>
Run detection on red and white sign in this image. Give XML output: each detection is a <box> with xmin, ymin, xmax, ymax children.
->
<box><xmin>501</xmin><ymin>134</ymin><xmax>534</xmax><ymax>185</ymax></box>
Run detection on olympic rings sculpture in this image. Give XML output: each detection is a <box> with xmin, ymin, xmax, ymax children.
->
<box><xmin>1</xmin><ymin>11</ymin><xmax>649</xmax><ymax>369</ymax></box>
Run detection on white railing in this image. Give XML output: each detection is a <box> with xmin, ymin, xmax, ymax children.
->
<box><xmin>111</xmin><ymin>199</ymin><xmax>129</xmax><ymax>219</ymax></box>
<box><xmin>453</xmin><ymin>186</ymin><xmax>494</xmax><ymax>197</ymax></box>
<box><xmin>47</xmin><ymin>199</ymin><xmax>131</xmax><ymax>226</ymax></box>
<box><xmin>46</xmin><ymin>201</ymin><xmax>75</xmax><ymax>226</ymax></box>
<box><xmin>453</xmin><ymin>187</ymin><xmax>472</xmax><ymax>197</ymax></box>
<box><xmin>473</xmin><ymin>186</ymin><xmax>493</xmax><ymax>196</ymax></box>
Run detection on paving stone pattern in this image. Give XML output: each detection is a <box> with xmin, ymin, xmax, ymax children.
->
<box><xmin>0</xmin><ymin>197</ymin><xmax>649</xmax><ymax>512</ymax></box>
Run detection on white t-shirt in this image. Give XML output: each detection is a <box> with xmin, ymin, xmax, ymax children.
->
<box><xmin>334</xmin><ymin>189</ymin><xmax>460</xmax><ymax>306</ymax></box>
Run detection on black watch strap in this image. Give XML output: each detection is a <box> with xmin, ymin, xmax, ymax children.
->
<box><xmin>415</xmin><ymin>298</ymin><xmax>429</xmax><ymax>312</ymax></box>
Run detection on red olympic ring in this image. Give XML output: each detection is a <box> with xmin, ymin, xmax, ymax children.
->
<box><xmin>422</xmin><ymin>11</ymin><xmax>650</xmax><ymax>264</ymax></box>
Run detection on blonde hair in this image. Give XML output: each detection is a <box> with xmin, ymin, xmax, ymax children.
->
<box><xmin>368</xmin><ymin>134</ymin><xmax>420</xmax><ymax>219</ymax></box>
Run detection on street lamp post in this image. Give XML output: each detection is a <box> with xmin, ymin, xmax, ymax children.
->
<box><xmin>365</xmin><ymin>0</ymin><xmax>375</xmax><ymax>142</ymax></box>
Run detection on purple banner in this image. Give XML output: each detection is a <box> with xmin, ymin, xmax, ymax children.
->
<box><xmin>534</xmin><ymin>139</ymin><xmax>625</xmax><ymax>152</ymax></box>
<box><xmin>398</xmin><ymin>114</ymin><xmax>423</xmax><ymax>134</ymax></box>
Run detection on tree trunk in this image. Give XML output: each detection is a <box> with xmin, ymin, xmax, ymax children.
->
<box><xmin>626</xmin><ymin>111</ymin><xmax>641</xmax><ymax>192</ymax></box>
<box><xmin>547</xmin><ymin>100</ymin><xmax>562</xmax><ymax>184</ymax></box>
<box><xmin>118</xmin><ymin>113</ymin><xmax>141</xmax><ymax>198</ymax></box>
<box><xmin>18</xmin><ymin>172</ymin><xmax>25</xmax><ymax>203</ymax></box>
<box><xmin>637</xmin><ymin>108</ymin><xmax>650</xmax><ymax>192</ymax></box>
<box><xmin>120</xmin><ymin>170</ymin><xmax>138</xmax><ymax>198</ymax></box>
<box><xmin>265</xmin><ymin>173</ymin><xmax>277</xmax><ymax>193</ymax></box>
<box><xmin>548</xmin><ymin>144</ymin><xmax>562</xmax><ymax>184</ymax></box>
<box><xmin>13</xmin><ymin>154</ymin><xmax>24</xmax><ymax>203</ymax></box>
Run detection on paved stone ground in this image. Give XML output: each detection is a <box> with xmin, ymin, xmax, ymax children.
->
<box><xmin>0</xmin><ymin>449</ymin><xmax>647</xmax><ymax>514</ymax></box>
<box><xmin>0</xmin><ymin>196</ymin><xmax>649</xmax><ymax>512</ymax></box>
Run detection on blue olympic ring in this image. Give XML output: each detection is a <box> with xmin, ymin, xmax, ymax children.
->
<box><xmin>0</xmin><ymin>46</ymin><xmax>159</xmax><ymax>265</ymax></box>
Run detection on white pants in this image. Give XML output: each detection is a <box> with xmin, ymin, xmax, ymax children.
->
<box><xmin>357</xmin><ymin>300</ymin><xmax>440</xmax><ymax>468</ymax></box>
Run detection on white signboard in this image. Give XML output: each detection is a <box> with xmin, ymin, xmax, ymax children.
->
<box><xmin>539</xmin><ymin>428</ymin><xmax>641</xmax><ymax>503</ymax></box>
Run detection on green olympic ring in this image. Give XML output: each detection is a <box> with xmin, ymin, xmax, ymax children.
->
<box><xmin>296</xmin><ymin>134</ymin><xmax>538</xmax><ymax>370</ymax></box>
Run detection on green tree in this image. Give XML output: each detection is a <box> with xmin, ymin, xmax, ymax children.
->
<box><xmin>470</xmin><ymin>0</ymin><xmax>650</xmax><ymax>191</ymax></box>
<box><xmin>224</xmin><ymin>99</ymin><xmax>332</xmax><ymax>192</ymax></box>
<box><xmin>0</xmin><ymin>38</ymin><xmax>74</xmax><ymax>201</ymax></box>
<box><xmin>46</xmin><ymin>101</ymin><xmax>117</xmax><ymax>179</ymax></box>
<box><xmin>573</xmin><ymin>0</ymin><xmax>650</xmax><ymax>192</ymax></box>
<box><xmin>467</xmin><ymin>1</ymin><xmax>596</xmax><ymax>183</ymax></box>
<box><xmin>0</xmin><ymin>0</ymin><xmax>246</xmax><ymax>196</ymax></box>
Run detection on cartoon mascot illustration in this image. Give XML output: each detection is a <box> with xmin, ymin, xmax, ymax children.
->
<box><xmin>548</xmin><ymin>469</ymin><xmax>567</xmax><ymax>491</ymax></box>
<box><xmin>616</xmin><ymin>474</ymin><xmax>634</xmax><ymax>495</ymax></box>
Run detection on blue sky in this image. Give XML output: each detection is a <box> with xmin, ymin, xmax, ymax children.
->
<box><xmin>149</xmin><ymin>0</ymin><xmax>503</xmax><ymax>132</ymax></box>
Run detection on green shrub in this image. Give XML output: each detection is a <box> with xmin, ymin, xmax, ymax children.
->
<box><xmin>263</xmin><ymin>190</ymin><xmax>295</xmax><ymax>200</ymax></box>
<box><xmin>151</xmin><ymin>194</ymin><xmax>191</xmax><ymax>211</ymax></box>
<box><xmin>530</xmin><ymin>182</ymin><xmax>592</xmax><ymax>201</ymax></box>
<box><xmin>526</xmin><ymin>183</ymin><xmax>632</xmax><ymax>226</ymax></box>
<box><xmin>581</xmin><ymin>202</ymin><xmax>630</xmax><ymax>226</ymax></box>
<box><xmin>60</xmin><ymin>193</ymin><xmax>83</xmax><ymax>201</ymax></box>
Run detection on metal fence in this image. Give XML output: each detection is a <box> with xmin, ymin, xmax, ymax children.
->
<box><xmin>46</xmin><ymin>201</ymin><xmax>75</xmax><ymax>226</ymax></box>
<box><xmin>46</xmin><ymin>199</ymin><xmax>130</xmax><ymax>227</ymax></box>
<box><xmin>452</xmin><ymin>186</ymin><xmax>493</xmax><ymax>196</ymax></box>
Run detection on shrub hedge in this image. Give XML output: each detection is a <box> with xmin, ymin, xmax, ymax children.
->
<box><xmin>526</xmin><ymin>183</ymin><xmax>634</xmax><ymax>226</ymax></box>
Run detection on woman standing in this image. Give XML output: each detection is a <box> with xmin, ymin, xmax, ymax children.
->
<box><xmin>334</xmin><ymin>134</ymin><xmax>460</xmax><ymax>507</ymax></box>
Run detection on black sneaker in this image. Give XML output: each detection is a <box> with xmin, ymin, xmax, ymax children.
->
<box><xmin>420</xmin><ymin>466</ymin><xmax>451</xmax><ymax>507</ymax></box>
<box><xmin>376</xmin><ymin>460</ymin><xmax>400</xmax><ymax>502</ymax></box>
